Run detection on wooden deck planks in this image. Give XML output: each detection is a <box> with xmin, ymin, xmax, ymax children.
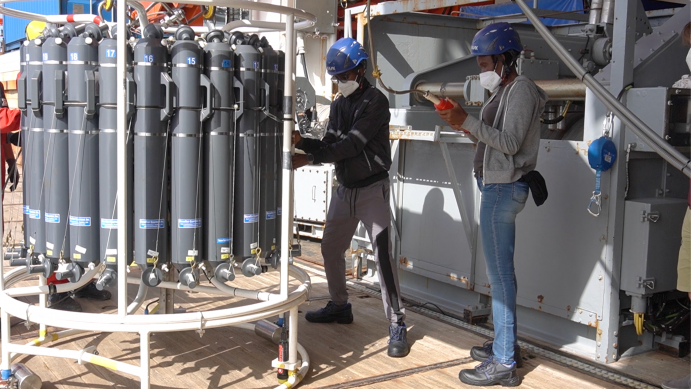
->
<box><xmin>1</xmin><ymin>264</ymin><xmax>686</xmax><ymax>388</ymax></box>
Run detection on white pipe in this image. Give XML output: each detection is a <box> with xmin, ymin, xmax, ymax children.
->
<box><xmin>0</xmin><ymin>285</ymin><xmax>309</xmax><ymax>332</ymax></box>
<box><xmin>127</xmin><ymin>0</ymin><xmax>149</xmax><ymax>28</ymax></box>
<box><xmin>124</xmin><ymin>275</ymin><xmax>279</xmax><ymax>301</ymax></box>
<box><xmin>116</xmin><ymin>0</ymin><xmax>128</xmax><ymax>320</ymax></box>
<box><xmin>221</xmin><ymin>19</ymin><xmax>314</xmax><ymax>32</ymax></box>
<box><xmin>5</xmin><ymin>344</ymin><xmax>141</xmax><ymax>377</ymax></box>
<box><xmin>1</xmin><ymin>311</ymin><xmax>9</xmax><ymax>373</ymax></box>
<box><xmin>210</xmin><ymin>277</ymin><xmax>278</xmax><ymax>301</ymax></box>
<box><xmin>11</xmin><ymin>329</ymin><xmax>86</xmax><ymax>361</ymax></box>
<box><xmin>288</xmin><ymin>306</ymin><xmax>298</xmax><ymax>366</ymax></box>
<box><xmin>5</xmin><ymin>264</ymin><xmax>100</xmax><ymax>297</ymax></box>
<box><xmin>127</xmin><ymin>281</ymin><xmax>149</xmax><ymax>315</ymax></box>
<box><xmin>140</xmin><ymin>331</ymin><xmax>151</xmax><ymax>388</ymax></box>
<box><xmin>280</xmin><ymin>10</ymin><xmax>296</xmax><ymax>301</ymax></box>
<box><xmin>159</xmin><ymin>0</ymin><xmax>315</xmax><ymax>21</ymax></box>
<box><xmin>0</xmin><ymin>5</ymin><xmax>102</xmax><ymax>24</ymax></box>
<box><xmin>344</xmin><ymin>8</ymin><xmax>352</xmax><ymax>39</ymax></box>
<box><xmin>38</xmin><ymin>275</ymin><xmax>47</xmax><ymax>336</ymax></box>
<box><xmin>0</xmin><ymin>267</ymin><xmax>310</xmax><ymax>332</ymax></box>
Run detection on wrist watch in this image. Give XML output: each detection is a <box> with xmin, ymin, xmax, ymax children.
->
<box><xmin>306</xmin><ymin>154</ymin><xmax>315</xmax><ymax>164</ymax></box>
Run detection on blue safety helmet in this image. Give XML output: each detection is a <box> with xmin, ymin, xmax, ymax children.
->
<box><xmin>326</xmin><ymin>37</ymin><xmax>369</xmax><ymax>76</ymax></box>
<box><xmin>471</xmin><ymin>22</ymin><xmax>523</xmax><ymax>56</ymax></box>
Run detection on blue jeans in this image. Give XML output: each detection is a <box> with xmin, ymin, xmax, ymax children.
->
<box><xmin>477</xmin><ymin>177</ymin><xmax>529</xmax><ymax>364</ymax></box>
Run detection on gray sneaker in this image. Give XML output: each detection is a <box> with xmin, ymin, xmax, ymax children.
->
<box><xmin>662</xmin><ymin>374</ymin><xmax>691</xmax><ymax>389</ymax></box>
<box><xmin>387</xmin><ymin>322</ymin><xmax>410</xmax><ymax>358</ymax></box>
<box><xmin>470</xmin><ymin>340</ymin><xmax>523</xmax><ymax>368</ymax></box>
<box><xmin>459</xmin><ymin>356</ymin><xmax>520</xmax><ymax>387</ymax></box>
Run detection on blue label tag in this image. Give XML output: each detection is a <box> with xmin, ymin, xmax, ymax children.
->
<box><xmin>69</xmin><ymin>216</ymin><xmax>91</xmax><ymax>227</ymax></box>
<box><xmin>277</xmin><ymin>207</ymin><xmax>282</xmax><ymax>216</ymax></box>
<box><xmin>243</xmin><ymin>214</ymin><xmax>259</xmax><ymax>223</ymax></box>
<box><xmin>222</xmin><ymin>59</ymin><xmax>231</xmax><ymax>68</ymax></box>
<box><xmin>253</xmin><ymin>60</ymin><xmax>259</xmax><ymax>69</ymax></box>
<box><xmin>266</xmin><ymin>211</ymin><xmax>276</xmax><ymax>220</ymax></box>
<box><xmin>217</xmin><ymin>237</ymin><xmax>231</xmax><ymax>244</ymax></box>
<box><xmin>29</xmin><ymin>209</ymin><xmax>41</xmax><ymax>219</ymax></box>
<box><xmin>139</xmin><ymin>219</ymin><xmax>164</xmax><ymax>229</ymax></box>
<box><xmin>274</xmin><ymin>63</ymin><xmax>278</xmax><ymax>71</ymax></box>
<box><xmin>45</xmin><ymin>213</ymin><xmax>60</xmax><ymax>223</ymax></box>
<box><xmin>101</xmin><ymin>218</ymin><xmax>118</xmax><ymax>229</ymax></box>
<box><xmin>178</xmin><ymin>218</ymin><xmax>202</xmax><ymax>228</ymax></box>
<box><xmin>23</xmin><ymin>205</ymin><xmax>29</xmax><ymax>214</ymax></box>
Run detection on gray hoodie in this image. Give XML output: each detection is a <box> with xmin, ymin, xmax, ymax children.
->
<box><xmin>461</xmin><ymin>75</ymin><xmax>548</xmax><ymax>184</ymax></box>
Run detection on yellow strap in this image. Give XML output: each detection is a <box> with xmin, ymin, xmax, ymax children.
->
<box><xmin>90</xmin><ymin>355</ymin><xmax>118</xmax><ymax>370</ymax></box>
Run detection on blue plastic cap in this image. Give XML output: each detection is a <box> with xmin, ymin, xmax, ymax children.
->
<box><xmin>588</xmin><ymin>137</ymin><xmax>618</xmax><ymax>171</ymax></box>
<box><xmin>471</xmin><ymin>22</ymin><xmax>523</xmax><ymax>56</ymax></box>
<box><xmin>325</xmin><ymin>37</ymin><xmax>369</xmax><ymax>76</ymax></box>
<box><xmin>277</xmin><ymin>317</ymin><xmax>284</xmax><ymax>327</ymax></box>
<box><xmin>2</xmin><ymin>369</ymin><xmax>11</xmax><ymax>380</ymax></box>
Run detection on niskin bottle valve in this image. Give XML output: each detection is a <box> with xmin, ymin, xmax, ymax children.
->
<box><xmin>423</xmin><ymin>92</ymin><xmax>453</xmax><ymax>110</ymax></box>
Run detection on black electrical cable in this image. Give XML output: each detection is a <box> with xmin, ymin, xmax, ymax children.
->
<box><xmin>577</xmin><ymin>35</ymin><xmax>590</xmax><ymax>62</ymax></box>
<box><xmin>145</xmin><ymin>299</ymin><xmax>160</xmax><ymax>313</ymax></box>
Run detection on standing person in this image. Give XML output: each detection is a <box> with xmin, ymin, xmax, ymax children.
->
<box><xmin>292</xmin><ymin>37</ymin><xmax>409</xmax><ymax>358</ymax></box>
<box><xmin>0</xmin><ymin>83</ymin><xmax>21</xmax><ymax>193</ymax></box>
<box><xmin>438</xmin><ymin>22</ymin><xmax>547</xmax><ymax>386</ymax></box>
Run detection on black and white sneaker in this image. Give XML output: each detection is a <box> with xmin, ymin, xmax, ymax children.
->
<box><xmin>459</xmin><ymin>356</ymin><xmax>521</xmax><ymax>387</ymax></box>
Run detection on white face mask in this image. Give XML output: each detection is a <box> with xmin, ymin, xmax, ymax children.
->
<box><xmin>479</xmin><ymin>62</ymin><xmax>504</xmax><ymax>93</ymax></box>
<box><xmin>338</xmin><ymin>80</ymin><xmax>360</xmax><ymax>97</ymax></box>
<box><xmin>686</xmin><ymin>48</ymin><xmax>691</xmax><ymax>73</ymax></box>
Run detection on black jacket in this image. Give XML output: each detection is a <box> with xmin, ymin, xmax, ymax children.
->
<box><xmin>297</xmin><ymin>79</ymin><xmax>391</xmax><ymax>189</ymax></box>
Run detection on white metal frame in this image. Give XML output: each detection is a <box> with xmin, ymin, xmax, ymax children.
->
<box><xmin>0</xmin><ymin>1</ymin><xmax>316</xmax><ymax>388</ymax></box>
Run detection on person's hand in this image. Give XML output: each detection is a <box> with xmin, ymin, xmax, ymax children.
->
<box><xmin>6</xmin><ymin>158</ymin><xmax>19</xmax><ymax>192</ymax></box>
<box><xmin>292</xmin><ymin>130</ymin><xmax>302</xmax><ymax>146</ymax></box>
<box><xmin>436</xmin><ymin>99</ymin><xmax>470</xmax><ymax>132</ymax></box>
<box><xmin>292</xmin><ymin>154</ymin><xmax>309</xmax><ymax>170</ymax></box>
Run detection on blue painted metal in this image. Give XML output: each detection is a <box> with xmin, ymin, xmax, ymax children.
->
<box><xmin>62</xmin><ymin>0</ymin><xmax>112</xmax><ymax>22</ymax></box>
<box><xmin>3</xmin><ymin>0</ymin><xmax>109</xmax><ymax>51</ymax></box>
<box><xmin>4</xmin><ymin>1</ymin><xmax>60</xmax><ymax>49</ymax></box>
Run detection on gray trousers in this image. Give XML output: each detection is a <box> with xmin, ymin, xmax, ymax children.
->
<box><xmin>321</xmin><ymin>177</ymin><xmax>406</xmax><ymax>324</ymax></box>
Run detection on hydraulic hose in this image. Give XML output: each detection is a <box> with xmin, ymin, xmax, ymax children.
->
<box><xmin>127</xmin><ymin>0</ymin><xmax>149</xmax><ymax>28</ymax></box>
<box><xmin>513</xmin><ymin>0</ymin><xmax>691</xmax><ymax>178</ymax></box>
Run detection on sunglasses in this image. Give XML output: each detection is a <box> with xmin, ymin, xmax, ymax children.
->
<box><xmin>331</xmin><ymin>71</ymin><xmax>356</xmax><ymax>83</ymax></box>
